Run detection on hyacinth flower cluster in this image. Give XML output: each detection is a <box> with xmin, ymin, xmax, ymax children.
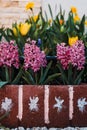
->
<box><xmin>0</xmin><ymin>41</ymin><xmax>19</xmax><ymax>69</ymax></box>
<box><xmin>24</xmin><ymin>40</ymin><xmax>47</xmax><ymax>72</ymax></box>
<box><xmin>57</xmin><ymin>40</ymin><xmax>85</xmax><ymax>70</ymax></box>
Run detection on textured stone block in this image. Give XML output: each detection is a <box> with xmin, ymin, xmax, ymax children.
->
<box><xmin>48</xmin><ymin>86</ymin><xmax>69</xmax><ymax>127</ymax></box>
<box><xmin>72</xmin><ymin>85</ymin><xmax>87</xmax><ymax>127</ymax></box>
<box><xmin>0</xmin><ymin>85</ymin><xmax>19</xmax><ymax>128</ymax></box>
<box><xmin>21</xmin><ymin>85</ymin><xmax>44</xmax><ymax>127</ymax></box>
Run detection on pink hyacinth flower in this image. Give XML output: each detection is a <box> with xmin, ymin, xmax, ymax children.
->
<box><xmin>24</xmin><ymin>41</ymin><xmax>47</xmax><ymax>72</ymax></box>
<box><xmin>0</xmin><ymin>41</ymin><xmax>20</xmax><ymax>68</ymax></box>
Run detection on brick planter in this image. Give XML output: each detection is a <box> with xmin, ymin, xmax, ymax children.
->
<box><xmin>0</xmin><ymin>85</ymin><xmax>87</xmax><ymax>128</ymax></box>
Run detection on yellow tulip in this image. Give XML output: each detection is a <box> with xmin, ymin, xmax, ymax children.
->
<box><xmin>25</xmin><ymin>2</ymin><xmax>34</xmax><ymax>10</ymax></box>
<box><xmin>85</xmin><ymin>21</ymin><xmax>87</xmax><ymax>26</ymax></box>
<box><xmin>48</xmin><ymin>19</ymin><xmax>52</xmax><ymax>25</ymax></box>
<box><xmin>69</xmin><ymin>36</ymin><xmax>78</xmax><ymax>46</ymax></box>
<box><xmin>74</xmin><ymin>15</ymin><xmax>80</xmax><ymax>23</ymax></box>
<box><xmin>20</xmin><ymin>23</ymin><xmax>31</xmax><ymax>36</ymax></box>
<box><xmin>12</xmin><ymin>24</ymin><xmax>20</xmax><ymax>36</ymax></box>
<box><xmin>33</xmin><ymin>15</ymin><xmax>38</xmax><ymax>22</ymax></box>
<box><xmin>71</xmin><ymin>6</ymin><xmax>77</xmax><ymax>14</ymax></box>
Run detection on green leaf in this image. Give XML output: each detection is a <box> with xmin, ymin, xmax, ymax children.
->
<box><xmin>0</xmin><ymin>81</ymin><xmax>8</xmax><ymax>88</ymax></box>
<box><xmin>45</xmin><ymin>11</ymin><xmax>48</xmax><ymax>21</ymax></box>
<box><xmin>22</xmin><ymin>76</ymin><xmax>30</xmax><ymax>84</ymax></box>
<box><xmin>5</xmin><ymin>67</ymin><xmax>9</xmax><ymax>82</ymax></box>
<box><xmin>23</xmin><ymin>71</ymin><xmax>35</xmax><ymax>85</ymax></box>
<box><xmin>66</xmin><ymin>13</ymin><xmax>75</xmax><ymax>35</ymax></box>
<box><xmin>12</xmin><ymin>68</ymin><xmax>22</xmax><ymax>84</ymax></box>
<box><xmin>74</xmin><ymin>69</ymin><xmax>84</xmax><ymax>85</ymax></box>
<box><xmin>79</xmin><ymin>15</ymin><xmax>85</xmax><ymax>35</ymax></box>
<box><xmin>48</xmin><ymin>4</ymin><xmax>53</xmax><ymax>20</ymax></box>
<box><xmin>68</xmin><ymin>64</ymin><xmax>73</xmax><ymax>84</ymax></box>
<box><xmin>44</xmin><ymin>73</ymin><xmax>61</xmax><ymax>84</ymax></box>
<box><xmin>57</xmin><ymin>62</ymin><xmax>68</xmax><ymax>84</ymax></box>
<box><xmin>39</xmin><ymin>61</ymin><xmax>52</xmax><ymax>84</ymax></box>
<box><xmin>39</xmin><ymin>67</ymin><xmax>44</xmax><ymax>83</ymax></box>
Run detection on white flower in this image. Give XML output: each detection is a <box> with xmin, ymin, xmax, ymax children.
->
<box><xmin>29</xmin><ymin>96</ymin><xmax>39</xmax><ymax>111</ymax></box>
<box><xmin>1</xmin><ymin>97</ymin><xmax>13</xmax><ymax>112</ymax></box>
<box><xmin>53</xmin><ymin>96</ymin><xmax>64</xmax><ymax>112</ymax></box>
<box><xmin>77</xmin><ymin>97</ymin><xmax>87</xmax><ymax>112</ymax></box>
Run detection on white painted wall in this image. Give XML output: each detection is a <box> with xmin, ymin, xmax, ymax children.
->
<box><xmin>42</xmin><ymin>0</ymin><xmax>87</xmax><ymax>19</ymax></box>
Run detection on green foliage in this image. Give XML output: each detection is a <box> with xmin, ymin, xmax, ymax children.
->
<box><xmin>0</xmin><ymin>27</ymin><xmax>5</xmax><ymax>41</ymax></box>
<box><xmin>0</xmin><ymin>5</ymin><xmax>87</xmax><ymax>85</ymax></box>
<box><xmin>57</xmin><ymin>62</ymin><xmax>84</xmax><ymax>85</ymax></box>
<box><xmin>23</xmin><ymin>61</ymin><xmax>60</xmax><ymax>85</ymax></box>
<box><xmin>0</xmin><ymin>67</ymin><xmax>23</xmax><ymax>87</ymax></box>
<box><xmin>0</xmin><ymin>81</ymin><xmax>8</xmax><ymax>88</ymax></box>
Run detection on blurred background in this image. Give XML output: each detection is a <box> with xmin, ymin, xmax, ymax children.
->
<box><xmin>0</xmin><ymin>0</ymin><xmax>87</xmax><ymax>28</ymax></box>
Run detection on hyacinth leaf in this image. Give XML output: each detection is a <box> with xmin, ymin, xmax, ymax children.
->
<box><xmin>23</xmin><ymin>71</ymin><xmax>35</xmax><ymax>85</ymax></box>
<box><xmin>5</xmin><ymin>67</ymin><xmax>9</xmax><ymax>82</ymax></box>
<box><xmin>12</xmin><ymin>68</ymin><xmax>23</xmax><ymax>84</ymax></box>
<box><xmin>0</xmin><ymin>81</ymin><xmax>8</xmax><ymax>88</ymax></box>
<box><xmin>22</xmin><ymin>76</ymin><xmax>30</xmax><ymax>84</ymax></box>
<box><xmin>43</xmin><ymin>73</ymin><xmax>61</xmax><ymax>84</ymax></box>
<box><xmin>57</xmin><ymin>62</ymin><xmax>68</xmax><ymax>84</ymax></box>
<box><xmin>39</xmin><ymin>61</ymin><xmax>52</xmax><ymax>84</ymax></box>
<box><xmin>68</xmin><ymin>64</ymin><xmax>73</xmax><ymax>84</ymax></box>
<box><xmin>74</xmin><ymin>69</ymin><xmax>84</xmax><ymax>85</ymax></box>
<box><xmin>39</xmin><ymin>67</ymin><xmax>44</xmax><ymax>83</ymax></box>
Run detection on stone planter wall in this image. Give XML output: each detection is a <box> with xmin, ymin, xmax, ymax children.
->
<box><xmin>0</xmin><ymin>85</ymin><xmax>87</xmax><ymax>128</ymax></box>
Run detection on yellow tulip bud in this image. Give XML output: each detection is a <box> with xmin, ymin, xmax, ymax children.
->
<box><xmin>12</xmin><ymin>24</ymin><xmax>20</xmax><ymax>36</ymax></box>
<box><xmin>74</xmin><ymin>15</ymin><xmax>80</xmax><ymax>23</ymax></box>
<box><xmin>33</xmin><ymin>15</ymin><xmax>38</xmax><ymax>22</ymax></box>
<box><xmin>48</xmin><ymin>19</ymin><xmax>52</xmax><ymax>25</ymax></box>
<box><xmin>59</xmin><ymin>19</ymin><xmax>64</xmax><ymax>25</ymax></box>
<box><xmin>71</xmin><ymin>6</ymin><xmax>77</xmax><ymax>14</ymax></box>
<box><xmin>85</xmin><ymin>21</ymin><xmax>87</xmax><ymax>26</ymax></box>
<box><xmin>69</xmin><ymin>36</ymin><xmax>78</xmax><ymax>46</ymax></box>
<box><xmin>20</xmin><ymin>23</ymin><xmax>31</xmax><ymax>36</ymax></box>
<box><xmin>12</xmin><ymin>27</ymin><xmax>17</xmax><ymax>36</ymax></box>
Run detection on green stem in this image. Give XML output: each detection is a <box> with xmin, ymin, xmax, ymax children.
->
<box><xmin>5</xmin><ymin>66</ymin><xmax>9</xmax><ymax>82</ymax></box>
<box><xmin>9</xmin><ymin>67</ymin><xmax>12</xmax><ymax>82</ymax></box>
<box><xmin>35</xmin><ymin>72</ymin><xmax>38</xmax><ymax>85</ymax></box>
<box><xmin>5</xmin><ymin>67</ymin><xmax>12</xmax><ymax>82</ymax></box>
